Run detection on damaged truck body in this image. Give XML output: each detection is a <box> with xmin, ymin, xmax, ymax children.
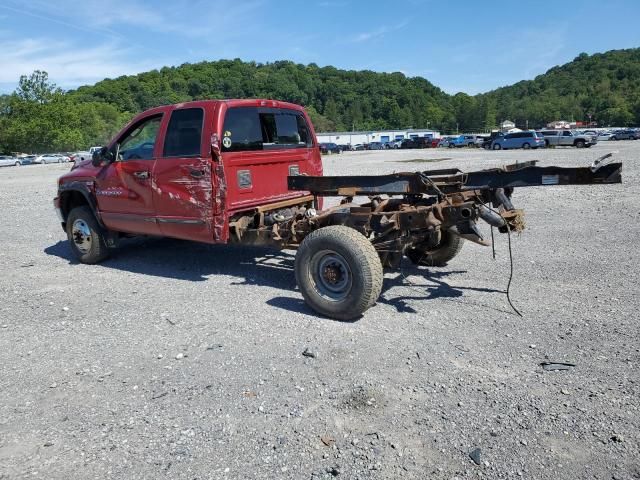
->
<box><xmin>54</xmin><ymin>99</ymin><xmax>622</xmax><ymax>320</ymax></box>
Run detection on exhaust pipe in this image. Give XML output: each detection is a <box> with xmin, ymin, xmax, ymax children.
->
<box><xmin>478</xmin><ymin>205</ymin><xmax>506</xmax><ymax>228</ymax></box>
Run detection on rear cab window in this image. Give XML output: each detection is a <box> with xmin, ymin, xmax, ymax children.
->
<box><xmin>222</xmin><ymin>107</ymin><xmax>313</xmax><ymax>152</ymax></box>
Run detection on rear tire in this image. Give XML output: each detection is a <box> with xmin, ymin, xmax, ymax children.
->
<box><xmin>66</xmin><ymin>206</ymin><xmax>110</xmax><ymax>264</ymax></box>
<box><xmin>522</xmin><ymin>142</ymin><xmax>531</xmax><ymax>149</ymax></box>
<box><xmin>14</xmin><ymin>161</ymin><xmax>20</xmax><ymax>167</ymax></box>
<box><xmin>407</xmin><ymin>231</ymin><xmax>464</xmax><ymax>267</ymax></box>
<box><xmin>295</xmin><ymin>226</ymin><xmax>383</xmax><ymax>321</ymax></box>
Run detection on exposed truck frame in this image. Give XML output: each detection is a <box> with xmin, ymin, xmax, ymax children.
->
<box><xmin>225</xmin><ymin>158</ymin><xmax>621</xmax><ymax>320</ymax></box>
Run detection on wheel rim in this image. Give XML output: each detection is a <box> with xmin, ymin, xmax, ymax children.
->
<box><xmin>71</xmin><ymin>219</ymin><xmax>92</xmax><ymax>254</ymax></box>
<box><xmin>523</xmin><ymin>143</ymin><xmax>530</xmax><ymax>149</ymax></box>
<box><xmin>310</xmin><ymin>250</ymin><xmax>352</xmax><ymax>301</ymax></box>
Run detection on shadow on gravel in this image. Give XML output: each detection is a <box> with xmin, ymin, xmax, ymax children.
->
<box><xmin>45</xmin><ymin>238</ymin><xmax>296</xmax><ymax>288</ymax></box>
<box><xmin>378</xmin><ymin>266</ymin><xmax>505</xmax><ymax>314</ymax></box>
<box><xmin>45</xmin><ymin>238</ymin><xmax>505</xmax><ymax>318</ymax></box>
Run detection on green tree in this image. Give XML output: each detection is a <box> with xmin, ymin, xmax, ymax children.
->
<box><xmin>16</xmin><ymin>70</ymin><xmax>63</xmax><ymax>104</ymax></box>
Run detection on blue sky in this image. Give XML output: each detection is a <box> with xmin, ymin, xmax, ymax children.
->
<box><xmin>1</xmin><ymin>0</ymin><xmax>639</xmax><ymax>95</ymax></box>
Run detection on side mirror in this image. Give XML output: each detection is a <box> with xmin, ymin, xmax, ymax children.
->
<box><xmin>92</xmin><ymin>146</ymin><xmax>113</xmax><ymax>167</ymax></box>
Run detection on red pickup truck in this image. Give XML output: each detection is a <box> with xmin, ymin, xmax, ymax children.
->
<box><xmin>54</xmin><ymin>99</ymin><xmax>622</xmax><ymax>320</ymax></box>
<box><xmin>55</xmin><ymin>98</ymin><xmax>322</xmax><ymax>253</ymax></box>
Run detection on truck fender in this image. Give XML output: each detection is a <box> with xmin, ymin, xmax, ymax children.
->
<box><xmin>58</xmin><ymin>181</ymin><xmax>104</xmax><ymax>229</ymax></box>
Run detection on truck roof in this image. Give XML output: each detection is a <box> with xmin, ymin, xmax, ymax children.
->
<box><xmin>140</xmin><ymin>98</ymin><xmax>308</xmax><ymax>114</ymax></box>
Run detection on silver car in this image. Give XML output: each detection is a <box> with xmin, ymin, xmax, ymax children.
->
<box><xmin>35</xmin><ymin>154</ymin><xmax>69</xmax><ymax>164</ymax></box>
<box><xmin>0</xmin><ymin>155</ymin><xmax>34</xmax><ymax>167</ymax></box>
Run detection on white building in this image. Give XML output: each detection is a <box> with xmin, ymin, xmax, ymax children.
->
<box><xmin>316</xmin><ymin>128</ymin><xmax>440</xmax><ymax>145</ymax></box>
<box><xmin>500</xmin><ymin>120</ymin><xmax>516</xmax><ymax>131</ymax></box>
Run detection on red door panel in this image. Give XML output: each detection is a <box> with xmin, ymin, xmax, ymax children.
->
<box><xmin>152</xmin><ymin>157</ymin><xmax>214</xmax><ymax>243</ymax></box>
<box><xmin>96</xmin><ymin>160</ymin><xmax>160</xmax><ymax>235</ymax></box>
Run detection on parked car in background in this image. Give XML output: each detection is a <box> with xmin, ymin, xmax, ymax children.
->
<box><xmin>539</xmin><ymin>130</ymin><xmax>597</xmax><ymax>148</ymax></box>
<box><xmin>597</xmin><ymin>132</ymin><xmax>613</xmax><ymax>141</ymax></box>
<box><xmin>447</xmin><ymin>135</ymin><xmax>477</xmax><ymax>148</ymax></box>
<box><xmin>437</xmin><ymin>137</ymin><xmax>453</xmax><ymax>148</ymax></box>
<box><xmin>34</xmin><ymin>154</ymin><xmax>69</xmax><ymax>164</ymax></box>
<box><xmin>70</xmin><ymin>151</ymin><xmax>93</xmax><ymax>166</ymax></box>
<box><xmin>319</xmin><ymin>143</ymin><xmax>342</xmax><ymax>154</ymax></box>
<box><xmin>610</xmin><ymin>129</ymin><xmax>638</xmax><ymax>140</ymax></box>
<box><xmin>0</xmin><ymin>156</ymin><xmax>19</xmax><ymax>167</ymax></box>
<box><xmin>386</xmin><ymin>139</ymin><xmax>404</xmax><ymax>149</ymax></box>
<box><xmin>368</xmin><ymin>142</ymin><xmax>384</xmax><ymax>150</ymax></box>
<box><xmin>352</xmin><ymin>144</ymin><xmax>365</xmax><ymax>151</ymax></box>
<box><xmin>480</xmin><ymin>132</ymin><xmax>504</xmax><ymax>149</ymax></box>
<box><xmin>337</xmin><ymin>144</ymin><xmax>353</xmax><ymax>151</ymax></box>
<box><xmin>401</xmin><ymin>137</ymin><xmax>432</xmax><ymax>149</ymax></box>
<box><xmin>491</xmin><ymin>131</ymin><xmax>545</xmax><ymax>150</ymax></box>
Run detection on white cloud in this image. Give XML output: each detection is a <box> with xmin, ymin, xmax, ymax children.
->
<box><xmin>348</xmin><ymin>20</ymin><xmax>409</xmax><ymax>43</ymax></box>
<box><xmin>0</xmin><ymin>37</ymin><xmax>166</xmax><ymax>91</ymax></box>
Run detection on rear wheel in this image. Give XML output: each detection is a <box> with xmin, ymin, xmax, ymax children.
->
<box><xmin>295</xmin><ymin>226</ymin><xmax>383</xmax><ymax>321</ymax></box>
<box><xmin>407</xmin><ymin>231</ymin><xmax>464</xmax><ymax>267</ymax></box>
<box><xmin>14</xmin><ymin>161</ymin><xmax>20</xmax><ymax>167</ymax></box>
<box><xmin>66</xmin><ymin>206</ymin><xmax>110</xmax><ymax>264</ymax></box>
<box><xmin>522</xmin><ymin>142</ymin><xmax>531</xmax><ymax>149</ymax></box>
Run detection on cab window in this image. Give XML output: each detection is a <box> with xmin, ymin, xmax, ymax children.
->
<box><xmin>163</xmin><ymin>108</ymin><xmax>203</xmax><ymax>157</ymax></box>
<box><xmin>222</xmin><ymin>107</ymin><xmax>263</xmax><ymax>152</ymax></box>
<box><xmin>222</xmin><ymin>107</ymin><xmax>313</xmax><ymax>152</ymax></box>
<box><xmin>118</xmin><ymin>115</ymin><xmax>162</xmax><ymax>161</ymax></box>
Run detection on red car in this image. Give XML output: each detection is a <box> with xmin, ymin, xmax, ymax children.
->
<box><xmin>54</xmin><ymin>99</ymin><xmax>322</xmax><ymax>263</ymax></box>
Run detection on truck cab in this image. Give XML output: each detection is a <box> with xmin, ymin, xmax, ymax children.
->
<box><xmin>55</xmin><ymin>99</ymin><xmax>322</xmax><ymax>259</ymax></box>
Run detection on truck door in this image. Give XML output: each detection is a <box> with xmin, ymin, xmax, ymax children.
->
<box><xmin>152</xmin><ymin>107</ymin><xmax>215</xmax><ymax>243</ymax></box>
<box><xmin>95</xmin><ymin>114</ymin><xmax>163</xmax><ymax>235</ymax></box>
<box><xmin>562</xmin><ymin>130</ymin><xmax>573</xmax><ymax>146</ymax></box>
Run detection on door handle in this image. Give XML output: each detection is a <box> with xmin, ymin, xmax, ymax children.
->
<box><xmin>134</xmin><ymin>170</ymin><xmax>149</xmax><ymax>179</ymax></box>
<box><xmin>189</xmin><ymin>169</ymin><xmax>204</xmax><ymax>178</ymax></box>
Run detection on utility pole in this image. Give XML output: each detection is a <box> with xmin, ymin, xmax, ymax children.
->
<box><xmin>456</xmin><ymin>122</ymin><xmax>459</xmax><ymax>134</ymax></box>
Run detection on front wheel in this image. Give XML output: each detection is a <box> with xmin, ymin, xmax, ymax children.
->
<box><xmin>14</xmin><ymin>161</ymin><xmax>20</xmax><ymax>167</ymax></box>
<box><xmin>493</xmin><ymin>143</ymin><xmax>502</xmax><ymax>150</ymax></box>
<box><xmin>295</xmin><ymin>226</ymin><xmax>383</xmax><ymax>321</ymax></box>
<box><xmin>575</xmin><ymin>140</ymin><xmax>585</xmax><ymax>148</ymax></box>
<box><xmin>66</xmin><ymin>206</ymin><xmax>110</xmax><ymax>264</ymax></box>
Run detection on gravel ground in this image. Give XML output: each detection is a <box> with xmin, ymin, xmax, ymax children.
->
<box><xmin>0</xmin><ymin>143</ymin><xmax>638</xmax><ymax>480</ymax></box>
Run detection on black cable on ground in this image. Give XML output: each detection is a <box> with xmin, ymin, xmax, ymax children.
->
<box><xmin>505</xmin><ymin>225</ymin><xmax>522</xmax><ymax>317</ymax></box>
<box><xmin>490</xmin><ymin>226</ymin><xmax>496</xmax><ymax>259</ymax></box>
<box><xmin>479</xmin><ymin>198</ymin><xmax>522</xmax><ymax>317</ymax></box>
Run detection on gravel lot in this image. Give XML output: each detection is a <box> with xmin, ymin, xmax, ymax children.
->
<box><xmin>1</xmin><ymin>143</ymin><xmax>638</xmax><ymax>480</ymax></box>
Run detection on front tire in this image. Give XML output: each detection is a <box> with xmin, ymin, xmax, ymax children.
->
<box><xmin>575</xmin><ymin>140</ymin><xmax>585</xmax><ymax>148</ymax></box>
<box><xmin>493</xmin><ymin>143</ymin><xmax>502</xmax><ymax>150</ymax></box>
<box><xmin>407</xmin><ymin>231</ymin><xmax>464</xmax><ymax>267</ymax></box>
<box><xmin>66</xmin><ymin>206</ymin><xmax>110</xmax><ymax>264</ymax></box>
<box><xmin>295</xmin><ymin>226</ymin><xmax>383</xmax><ymax>321</ymax></box>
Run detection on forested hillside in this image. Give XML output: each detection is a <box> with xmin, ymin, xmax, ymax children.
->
<box><xmin>69</xmin><ymin>60</ymin><xmax>454</xmax><ymax>133</ymax></box>
<box><xmin>1</xmin><ymin>48</ymin><xmax>639</xmax><ymax>153</ymax></box>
